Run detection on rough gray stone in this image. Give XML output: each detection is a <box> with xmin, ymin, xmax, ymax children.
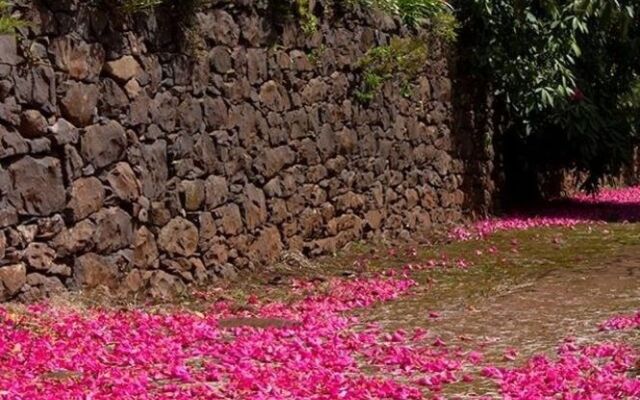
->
<box><xmin>177</xmin><ymin>96</ymin><xmax>202</xmax><ymax>132</ymax></box>
<box><xmin>0</xmin><ymin>36</ymin><xmax>18</xmax><ymax>65</ymax></box>
<box><xmin>49</xmin><ymin>118</ymin><xmax>79</xmax><ymax>145</ymax></box>
<box><xmin>93</xmin><ymin>207</ymin><xmax>133</xmax><ymax>253</ymax></box>
<box><xmin>103</xmin><ymin>55</ymin><xmax>142</xmax><ymax>83</ymax></box>
<box><xmin>198</xmin><ymin>10</ymin><xmax>239</xmax><ymax>46</ymax></box>
<box><xmin>259</xmin><ymin>80</ymin><xmax>290</xmax><ymax>112</ymax></box>
<box><xmin>23</xmin><ymin>242</ymin><xmax>56</xmax><ymax>271</ymax></box>
<box><xmin>149</xmin><ymin>270</ymin><xmax>185</xmax><ymax>299</ymax></box>
<box><xmin>210</xmin><ymin>46</ymin><xmax>232</xmax><ymax>73</ymax></box>
<box><xmin>19</xmin><ymin>110</ymin><xmax>48</xmax><ymax>138</ymax></box>
<box><xmin>202</xmin><ymin>97</ymin><xmax>228</xmax><ymax>129</ymax></box>
<box><xmin>0</xmin><ymin>264</ymin><xmax>26</xmax><ymax>299</ymax></box>
<box><xmin>138</xmin><ymin>140</ymin><xmax>168</xmax><ymax>200</ymax></box>
<box><xmin>254</xmin><ymin>146</ymin><xmax>296</xmax><ymax>178</ymax></box>
<box><xmin>74</xmin><ymin>253</ymin><xmax>118</xmax><ymax>289</ymax></box>
<box><xmin>50</xmin><ymin>219</ymin><xmax>96</xmax><ymax>257</ymax></box>
<box><xmin>81</xmin><ymin>121</ymin><xmax>127</xmax><ymax>169</ymax></box>
<box><xmin>60</xmin><ymin>82</ymin><xmax>98</xmax><ymax>127</ymax></box>
<box><xmin>158</xmin><ymin>217</ymin><xmax>199</xmax><ymax>257</ymax></box>
<box><xmin>51</xmin><ymin>35</ymin><xmax>105</xmax><ymax>81</ymax></box>
<box><xmin>106</xmin><ymin>162</ymin><xmax>140</xmax><ymax>201</ymax></box>
<box><xmin>181</xmin><ymin>179</ymin><xmax>205</xmax><ymax>211</ymax></box>
<box><xmin>205</xmin><ymin>175</ymin><xmax>229</xmax><ymax>210</ymax></box>
<box><xmin>133</xmin><ymin>226</ymin><xmax>158</xmax><ymax>268</ymax></box>
<box><xmin>215</xmin><ymin>204</ymin><xmax>243</xmax><ymax>235</ymax></box>
<box><xmin>0</xmin><ymin>126</ymin><xmax>28</xmax><ymax>159</ymax></box>
<box><xmin>243</xmin><ymin>184</ymin><xmax>267</xmax><ymax>231</ymax></box>
<box><xmin>8</xmin><ymin>156</ymin><xmax>66</xmax><ymax>216</ymax></box>
<box><xmin>67</xmin><ymin>177</ymin><xmax>104</xmax><ymax>221</ymax></box>
<box><xmin>99</xmin><ymin>78</ymin><xmax>129</xmax><ymax>117</ymax></box>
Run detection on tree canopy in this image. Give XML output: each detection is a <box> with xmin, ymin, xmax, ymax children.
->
<box><xmin>458</xmin><ymin>0</ymin><xmax>640</xmax><ymax>198</ymax></box>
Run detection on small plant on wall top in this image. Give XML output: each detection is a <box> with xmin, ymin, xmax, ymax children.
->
<box><xmin>355</xmin><ymin>36</ymin><xmax>429</xmax><ymax>103</ymax></box>
<box><xmin>268</xmin><ymin>0</ymin><xmax>319</xmax><ymax>35</ymax></box>
<box><xmin>0</xmin><ymin>1</ymin><xmax>25</xmax><ymax>34</ymax></box>
<box><xmin>356</xmin><ymin>0</ymin><xmax>456</xmax><ymax>31</ymax></box>
<box><xmin>353</xmin><ymin>0</ymin><xmax>458</xmax><ymax>103</ymax></box>
<box><xmin>119</xmin><ymin>0</ymin><xmax>164</xmax><ymax>13</ymax></box>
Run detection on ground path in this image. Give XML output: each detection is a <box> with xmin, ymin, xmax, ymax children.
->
<box><xmin>1</xmin><ymin>188</ymin><xmax>640</xmax><ymax>399</ymax></box>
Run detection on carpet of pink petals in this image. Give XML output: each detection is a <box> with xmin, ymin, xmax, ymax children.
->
<box><xmin>450</xmin><ymin>186</ymin><xmax>640</xmax><ymax>240</ymax></box>
<box><xmin>1</xmin><ymin>187</ymin><xmax>640</xmax><ymax>399</ymax></box>
<box><xmin>600</xmin><ymin>311</ymin><xmax>640</xmax><ymax>332</ymax></box>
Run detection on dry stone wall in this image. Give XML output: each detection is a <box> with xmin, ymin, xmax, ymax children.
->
<box><xmin>0</xmin><ymin>0</ymin><xmax>470</xmax><ymax>300</ymax></box>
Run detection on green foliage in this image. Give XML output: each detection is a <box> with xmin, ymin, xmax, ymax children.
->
<box><xmin>363</xmin><ymin>0</ymin><xmax>449</xmax><ymax>27</ymax></box>
<box><xmin>306</xmin><ymin>44</ymin><xmax>327</xmax><ymax>66</ymax></box>
<box><xmin>431</xmin><ymin>9</ymin><xmax>458</xmax><ymax>43</ymax></box>
<box><xmin>119</xmin><ymin>0</ymin><xmax>164</xmax><ymax>13</ymax></box>
<box><xmin>0</xmin><ymin>1</ymin><xmax>25</xmax><ymax>34</ymax></box>
<box><xmin>268</xmin><ymin>0</ymin><xmax>319</xmax><ymax>35</ymax></box>
<box><xmin>117</xmin><ymin>0</ymin><xmax>203</xmax><ymax>14</ymax></box>
<box><xmin>295</xmin><ymin>0</ymin><xmax>318</xmax><ymax>35</ymax></box>
<box><xmin>357</xmin><ymin>0</ymin><xmax>456</xmax><ymax>36</ymax></box>
<box><xmin>458</xmin><ymin>0</ymin><xmax>640</xmax><ymax>195</ymax></box>
<box><xmin>355</xmin><ymin>37</ymin><xmax>428</xmax><ymax>102</ymax></box>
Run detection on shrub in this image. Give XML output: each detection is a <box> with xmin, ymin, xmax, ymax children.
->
<box><xmin>359</xmin><ymin>0</ymin><xmax>455</xmax><ymax>31</ymax></box>
<box><xmin>355</xmin><ymin>36</ymin><xmax>428</xmax><ymax>102</ymax></box>
<box><xmin>119</xmin><ymin>0</ymin><xmax>164</xmax><ymax>13</ymax></box>
<box><xmin>458</xmin><ymin>0</ymin><xmax>640</xmax><ymax>196</ymax></box>
<box><xmin>0</xmin><ymin>1</ymin><xmax>25</xmax><ymax>34</ymax></box>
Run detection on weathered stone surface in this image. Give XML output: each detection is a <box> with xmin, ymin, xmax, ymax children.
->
<box><xmin>50</xmin><ymin>219</ymin><xmax>96</xmax><ymax>256</ymax></box>
<box><xmin>129</xmin><ymin>93</ymin><xmax>151</xmax><ymax>126</ymax></box>
<box><xmin>254</xmin><ymin>146</ymin><xmax>296</xmax><ymax>178</ymax></box>
<box><xmin>259</xmin><ymin>80</ymin><xmax>289</xmax><ymax>112</ymax></box>
<box><xmin>19</xmin><ymin>110</ymin><xmax>48</xmax><ymax>138</ymax></box>
<box><xmin>124</xmin><ymin>79</ymin><xmax>142</xmax><ymax>98</ymax></box>
<box><xmin>177</xmin><ymin>95</ymin><xmax>203</xmax><ymax>132</ymax></box>
<box><xmin>0</xmin><ymin>264</ymin><xmax>26</xmax><ymax>298</ymax></box>
<box><xmin>210</xmin><ymin>46</ymin><xmax>232</xmax><ymax>73</ymax></box>
<box><xmin>198</xmin><ymin>10</ymin><xmax>239</xmax><ymax>46</ymax></box>
<box><xmin>93</xmin><ymin>207</ymin><xmax>133</xmax><ymax>253</ymax></box>
<box><xmin>0</xmin><ymin>36</ymin><xmax>18</xmax><ymax>65</ymax></box>
<box><xmin>49</xmin><ymin>118</ymin><xmax>79</xmax><ymax>145</ymax></box>
<box><xmin>158</xmin><ymin>217</ymin><xmax>198</xmax><ymax>257</ymax></box>
<box><xmin>81</xmin><ymin>121</ymin><xmax>127</xmax><ymax>169</ymax></box>
<box><xmin>74</xmin><ymin>253</ymin><xmax>118</xmax><ymax>289</ymax></box>
<box><xmin>67</xmin><ymin>177</ymin><xmax>104</xmax><ymax>221</ymax></box>
<box><xmin>60</xmin><ymin>82</ymin><xmax>98</xmax><ymax>127</ymax></box>
<box><xmin>14</xmin><ymin>66</ymin><xmax>56</xmax><ymax>112</ymax></box>
<box><xmin>243</xmin><ymin>184</ymin><xmax>267</xmax><ymax>231</ymax></box>
<box><xmin>133</xmin><ymin>226</ymin><xmax>158</xmax><ymax>268</ymax></box>
<box><xmin>202</xmin><ymin>97</ymin><xmax>228</xmax><ymax>129</ymax></box>
<box><xmin>99</xmin><ymin>78</ymin><xmax>129</xmax><ymax>117</ymax></box>
<box><xmin>149</xmin><ymin>270</ymin><xmax>185</xmax><ymax>299</ymax></box>
<box><xmin>24</xmin><ymin>273</ymin><xmax>65</xmax><ymax>296</ymax></box>
<box><xmin>203</xmin><ymin>243</ymin><xmax>228</xmax><ymax>267</ymax></box>
<box><xmin>0</xmin><ymin>127</ymin><xmax>28</xmax><ymax>159</ymax></box>
<box><xmin>215</xmin><ymin>204</ymin><xmax>243</xmax><ymax>235</ymax></box>
<box><xmin>51</xmin><ymin>35</ymin><xmax>105</xmax><ymax>80</ymax></box>
<box><xmin>23</xmin><ymin>242</ymin><xmax>56</xmax><ymax>271</ymax></box>
<box><xmin>204</xmin><ymin>176</ymin><xmax>228</xmax><ymax>210</ymax></box>
<box><xmin>138</xmin><ymin>140</ymin><xmax>168</xmax><ymax>200</ymax></box>
<box><xmin>181</xmin><ymin>179</ymin><xmax>205</xmax><ymax>211</ymax></box>
<box><xmin>249</xmin><ymin>226</ymin><xmax>283</xmax><ymax>264</ymax></box>
<box><xmin>7</xmin><ymin>156</ymin><xmax>66</xmax><ymax>216</ymax></box>
<box><xmin>104</xmin><ymin>56</ymin><xmax>142</xmax><ymax>82</ymax></box>
<box><xmin>107</xmin><ymin>162</ymin><xmax>140</xmax><ymax>201</ymax></box>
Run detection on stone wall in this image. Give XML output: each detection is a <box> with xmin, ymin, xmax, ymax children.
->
<box><xmin>0</xmin><ymin>0</ymin><xmax>470</xmax><ymax>300</ymax></box>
